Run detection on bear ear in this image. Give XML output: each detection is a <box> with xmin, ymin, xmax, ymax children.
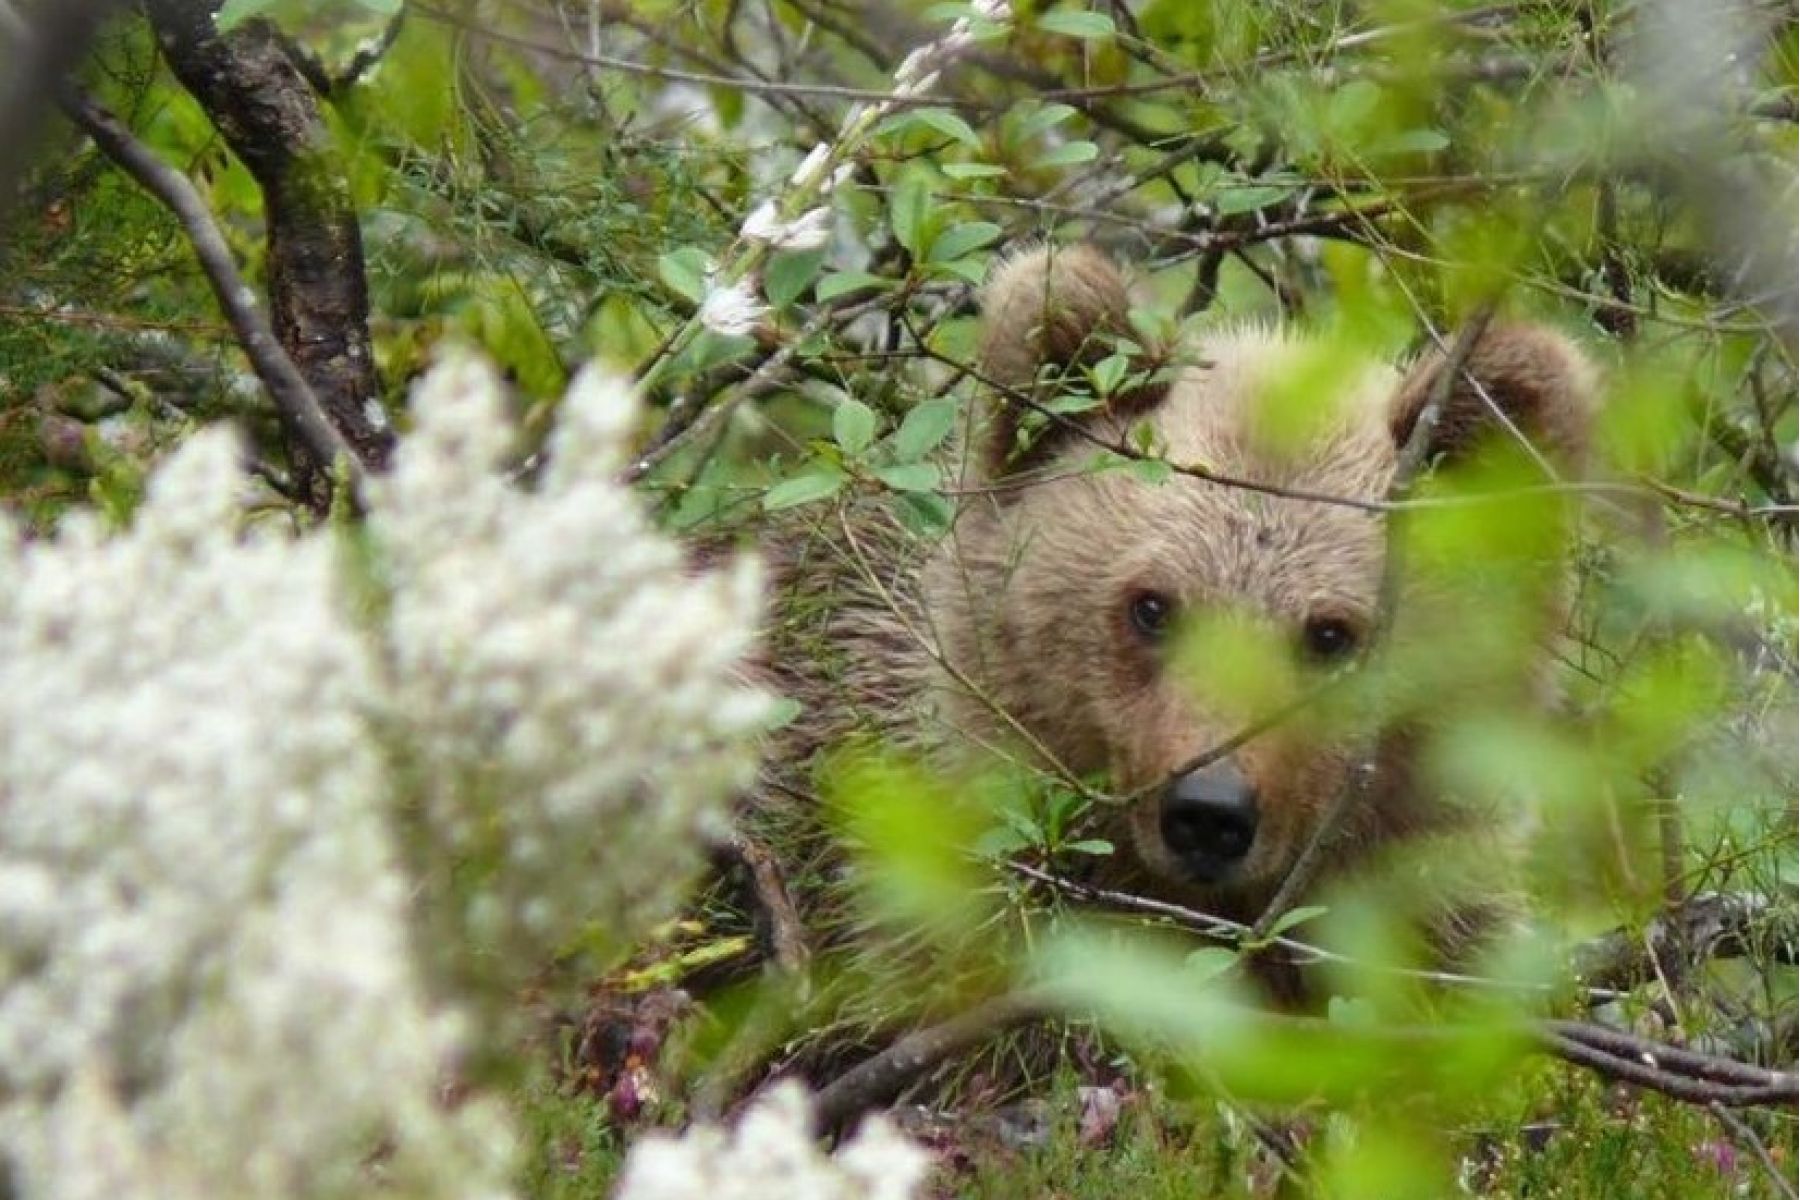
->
<box><xmin>1388</xmin><ymin>322</ymin><xmax>1600</xmax><ymax>473</ymax></box>
<box><xmin>976</xmin><ymin>243</ymin><xmax>1170</xmax><ymax>478</ymax></box>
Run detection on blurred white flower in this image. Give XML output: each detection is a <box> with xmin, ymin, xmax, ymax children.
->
<box><xmin>0</xmin><ymin>355</ymin><xmax>769</xmax><ymax>1200</ymax></box>
<box><xmin>368</xmin><ymin>355</ymin><xmax>770</xmax><ymax>994</ymax></box>
<box><xmin>0</xmin><ymin>427</ymin><xmax>507</xmax><ymax>1200</ymax></box>
<box><xmin>698</xmin><ymin>280</ymin><xmax>769</xmax><ymax>336</ymax></box>
<box><xmin>613</xmin><ymin>1082</ymin><xmax>931</xmax><ymax>1200</ymax></box>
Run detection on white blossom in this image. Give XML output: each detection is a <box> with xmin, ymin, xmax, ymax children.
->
<box><xmin>367</xmin><ymin>354</ymin><xmax>770</xmax><ymax>991</ymax></box>
<box><xmin>741</xmin><ymin>201</ymin><xmax>834</xmax><ymax>251</ymax></box>
<box><xmin>0</xmin><ymin>427</ymin><xmax>508</xmax><ymax>1200</ymax></box>
<box><xmin>790</xmin><ymin>142</ymin><xmax>833</xmax><ymax>189</ymax></box>
<box><xmin>0</xmin><ymin>356</ymin><xmax>770</xmax><ymax>1200</ymax></box>
<box><xmin>613</xmin><ymin>1082</ymin><xmax>931</xmax><ymax>1200</ymax></box>
<box><xmin>698</xmin><ymin>279</ymin><xmax>770</xmax><ymax>336</ymax></box>
<box><xmin>970</xmin><ymin>0</ymin><xmax>1011</xmax><ymax>21</ymax></box>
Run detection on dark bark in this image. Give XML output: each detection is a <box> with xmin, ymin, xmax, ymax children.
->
<box><xmin>143</xmin><ymin>0</ymin><xmax>392</xmax><ymax>496</ymax></box>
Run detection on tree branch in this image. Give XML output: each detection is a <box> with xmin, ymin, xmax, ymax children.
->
<box><xmin>55</xmin><ymin>85</ymin><xmax>366</xmax><ymax>499</ymax></box>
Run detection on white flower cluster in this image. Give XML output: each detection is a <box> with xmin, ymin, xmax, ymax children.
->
<box><xmin>0</xmin><ymin>355</ymin><xmax>769</xmax><ymax>1200</ymax></box>
<box><xmin>367</xmin><ymin>356</ymin><xmax>769</xmax><ymax>992</ymax></box>
<box><xmin>614</xmin><ymin>1082</ymin><xmax>930</xmax><ymax>1200</ymax></box>
<box><xmin>696</xmin><ymin>0</ymin><xmax>1015</xmax><ymax>339</ymax></box>
<box><xmin>0</xmin><ymin>431</ymin><xmax>510</xmax><ymax>1200</ymax></box>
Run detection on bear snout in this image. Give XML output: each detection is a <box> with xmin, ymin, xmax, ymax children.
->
<box><xmin>1157</xmin><ymin>757</ymin><xmax>1260</xmax><ymax>884</ymax></box>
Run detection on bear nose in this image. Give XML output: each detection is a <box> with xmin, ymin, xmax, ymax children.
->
<box><xmin>1159</xmin><ymin>758</ymin><xmax>1259</xmax><ymax>883</ymax></box>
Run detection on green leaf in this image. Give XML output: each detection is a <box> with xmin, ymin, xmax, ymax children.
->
<box><xmin>764</xmin><ymin>696</ymin><xmax>803</xmax><ymax>731</ymax></box>
<box><xmin>931</xmin><ymin>257</ymin><xmax>989</xmax><ymax>285</ymax></box>
<box><xmin>763</xmin><ymin>468</ymin><xmax>846</xmax><ymax>511</ymax></box>
<box><xmin>911</xmin><ymin>107</ymin><xmax>982</xmax><ymax>147</ymax></box>
<box><xmin>1038</xmin><ymin>10</ymin><xmax>1116</xmax><ymax>39</ymax></box>
<box><xmin>833</xmin><ymin>399</ymin><xmax>878</xmax><ymax>456</ymax></box>
<box><xmin>1046</xmin><ymin>392</ymin><xmax>1102</xmax><ymax>415</ymax></box>
<box><xmin>891</xmin><ymin>398</ymin><xmax>959</xmax><ymax>461</ymax></box>
<box><xmin>816</xmin><ymin>271</ymin><xmax>891</xmax><ymax>302</ymax></box>
<box><xmin>1125</xmin><ymin>458</ymin><xmax>1172</xmax><ymax>486</ymax></box>
<box><xmin>765</xmin><ymin>249</ymin><xmax>826</xmax><ymax>309</ymax></box>
<box><xmin>1018</xmin><ymin>103</ymin><xmax>1079</xmax><ymax>139</ymax></box>
<box><xmin>889</xmin><ymin>172</ymin><xmax>933</xmax><ymax>257</ymax></box>
<box><xmin>1377</xmin><ymin>128</ymin><xmax>1450</xmax><ymax>156</ymax></box>
<box><xmin>1213</xmin><ymin>183</ymin><xmax>1297</xmax><ymax>216</ymax></box>
<box><xmin>1064</xmin><ymin>838</ymin><xmax>1114</xmax><ymax>856</ymax></box>
<box><xmin>1263</xmin><ymin>904</ymin><xmax>1330</xmax><ymax>939</ymax></box>
<box><xmin>658</xmin><ymin>246</ymin><xmax>711</xmax><ymax>304</ymax></box>
<box><xmin>942</xmin><ymin>162</ymin><xmax>1009</xmax><ymax>179</ymax></box>
<box><xmin>1184</xmin><ymin>946</ymin><xmax>1240</xmax><ymax>984</ymax></box>
<box><xmin>894</xmin><ymin>489</ymin><xmax>954</xmax><ymax>537</ymax></box>
<box><xmin>1033</xmin><ymin>141</ymin><xmax>1100</xmax><ymax>169</ymax></box>
<box><xmin>1089</xmin><ymin>352</ymin><xmax>1130</xmax><ymax>396</ymax></box>
<box><xmin>873</xmin><ymin>462</ymin><xmax>941</xmax><ymax>492</ymax></box>
<box><xmin>214</xmin><ymin>0</ymin><xmax>281</xmax><ymax>30</ymax></box>
<box><xmin>926</xmin><ymin>220</ymin><xmax>1002</xmax><ymax>264</ymax></box>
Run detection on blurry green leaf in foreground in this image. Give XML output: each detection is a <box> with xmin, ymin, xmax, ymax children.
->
<box><xmin>823</xmin><ymin>750</ymin><xmax>993</xmax><ymax>936</ymax></box>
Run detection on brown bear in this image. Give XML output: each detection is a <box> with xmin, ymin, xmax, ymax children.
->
<box><xmin>756</xmin><ymin>242</ymin><xmax>1600</xmax><ymax>1003</ymax></box>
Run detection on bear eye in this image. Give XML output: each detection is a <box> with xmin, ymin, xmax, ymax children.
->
<box><xmin>1300</xmin><ymin>615</ymin><xmax>1361</xmax><ymax>665</ymax></box>
<box><xmin>1127</xmin><ymin>591</ymin><xmax>1176</xmax><ymax>643</ymax></box>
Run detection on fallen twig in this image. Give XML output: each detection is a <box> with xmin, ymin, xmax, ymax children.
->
<box><xmin>813</xmin><ymin>990</ymin><xmax>1057</xmax><ymax>1135</ymax></box>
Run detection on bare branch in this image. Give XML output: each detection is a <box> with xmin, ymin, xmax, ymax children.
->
<box><xmin>55</xmin><ymin>86</ymin><xmax>367</xmax><ymax>499</ymax></box>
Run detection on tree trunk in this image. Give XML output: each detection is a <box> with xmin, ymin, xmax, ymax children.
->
<box><xmin>143</xmin><ymin>0</ymin><xmax>393</xmax><ymax>497</ymax></box>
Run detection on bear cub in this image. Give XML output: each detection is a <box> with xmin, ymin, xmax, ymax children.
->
<box><xmin>760</xmin><ymin>243</ymin><xmax>1599</xmax><ymax>1000</ymax></box>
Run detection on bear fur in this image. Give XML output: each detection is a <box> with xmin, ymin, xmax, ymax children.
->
<box><xmin>756</xmin><ymin>242</ymin><xmax>1600</xmax><ymax>1003</ymax></box>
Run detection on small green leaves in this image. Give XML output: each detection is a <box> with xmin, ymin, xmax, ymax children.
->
<box><xmin>1262</xmin><ymin>904</ymin><xmax>1330</xmax><ymax>940</ymax></box>
<box><xmin>815</xmin><ymin>271</ymin><xmax>891</xmax><ymax>303</ymax></box>
<box><xmin>1033</xmin><ymin>141</ymin><xmax>1101</xmax><ymax>169</ymax></box>
<box><xmin>927</xmin><ymin>221</ymin><xmax>1002</xmax><ymax>264</ymax></box>
<box><xmin>941</xmin><ymin>162</ymin><xmax>1009</xmax><ymax>179</ymax></box>
<box><xmin>1038</xmin><ymin>10</ymin><xmax>1116</xmax><ymax>39</ymax></box>
<box><xmin>1088</xmin><ymin>351</ymin><xmax>1131</xmax><ymax>397</ymax></box>
<box><xmin>833</xmin><ymin>398</ymin><xmax>878</xmax><ymax>456</ymax></box>
<box><xmin>762</xmin><ymin>468</ymin><xmax>846</xmax><ymax>511</ymax></box>
<box><xmin>891</xmin><ymin>398</ymin><xmax>958</xmax><ymax>461</ymax></box>
<box><xmin>873</xmin><ymin>462</ymin><xmax>941</xmax><ymax>492</ymax></box>
<box><xmin>1017</xmin><ymin>103</ymin><xmax>1079</xmax><ymax>139</ymax></box>
<box><xmin>889</xmin><ymin>172</ymin><xmax>934</xmax><ymax>257</ymax></box>
<box><xmin>658</xmin><ymin>246</ymin><xmax>711</xmax><ymax>305</ymax></box>
<box><xmin>879</xmin><ymin>107</ymin><xmax>983</xmax><ymax>148</ymax></box>
<box><xmin>1184</xmin><ymin>946</ymin><xmax>1240</xmax><ymax>984</ymax></box>
<box><xmin>764</xmin><ymin>249</ymin><xmax>826</xmax><ymax>309</ymax></box>
<box><xmin>1124</xmin><ymin>457</ymin><xmax>1173</xmax><ymax>486</ymax></box>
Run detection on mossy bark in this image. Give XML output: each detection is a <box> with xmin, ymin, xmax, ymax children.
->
<box><xmin>144</xmin><ymin>0</ymin><xmax>392</xmax><ymax>499</ymax></box>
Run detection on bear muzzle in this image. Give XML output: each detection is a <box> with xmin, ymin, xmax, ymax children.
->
<box><xmin>1158</xmin><ymin>757</ymin><xmax>1260</xmax><ymax>884</ymax></box>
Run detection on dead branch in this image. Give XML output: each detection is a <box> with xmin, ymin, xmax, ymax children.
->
<box><xmin>810</xmin><ymin>984</ymin><xmax>1797</xmax><ymax>1134</ymax></box>
<box><xmin>812</xmin><ymin>990</ymin><xmax>1056</xmax><ymax>1135</ymax></box>
<box><xmin>721</xmin><ymin>831</ymin><xmax>812</xmax><ymax>977</ymax></box>
<box><xmin>1571</xmin><ymin>891</ymin><xmax>1797</xmax><ymax>993</ymax></box>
